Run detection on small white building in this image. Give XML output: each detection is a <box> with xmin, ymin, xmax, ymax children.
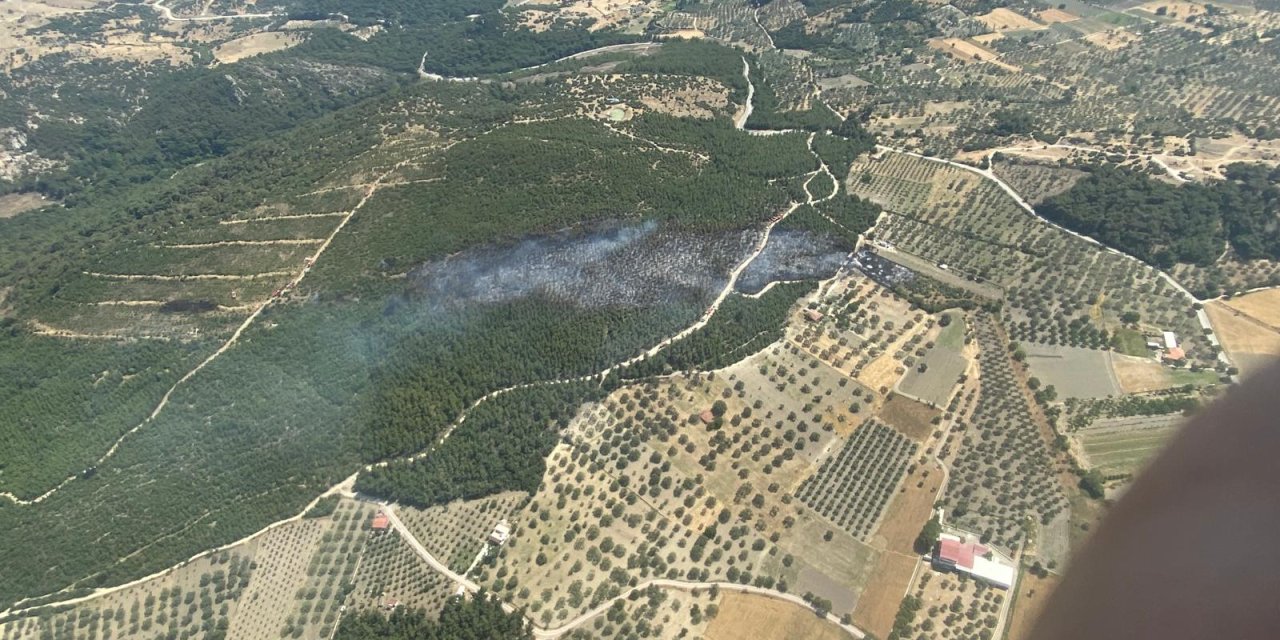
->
<box><xmin>933</xmin><ymin>534</ymin><xmax>1016</xmax><ymax>590</ymax></box>
<box><xmin>488</xmin><ymin>520</ymin><xmax>511</xmax><ymax>546</ymax></box>
<box><xmin>1163</xmin><ymin>331</ymin><xmax>1179</xmax><ymax>350</ymax></box>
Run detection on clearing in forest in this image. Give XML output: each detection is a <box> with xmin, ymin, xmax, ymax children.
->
<box><xmin>0</xmin><ymin>192</ymin><xmax>50</xmax><ymax>218</ymax></box>
<box><xmin>213</xmin><ymin>32</ymin><xmax>301</xmax><ymax>63</ymax></box>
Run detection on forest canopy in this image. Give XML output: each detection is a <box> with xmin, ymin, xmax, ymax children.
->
<box><xmin>1037</xmin><ymin>164</ymin><xmax>1280</xmax><ymax>268</ymax></box>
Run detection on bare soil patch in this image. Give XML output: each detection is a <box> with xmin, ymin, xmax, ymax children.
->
<box><xmin>706</xmin><ymin>592</ymin><xmax>849</xmax><ymax>640</ymax></box>
<box><xmin>926</xmin><ymin>38</ymin><xmax>1022</xmax><ymax>72</ymax></box>
<box><xmin>1084</xmin><ymin>29</ymin><xmax>1138</xmax><ymax>50</ymax></box>
<box><xmin>870</xmin><ymin>457</ymin><xmax>942</xmax><ymax>555</ymax></box>
<box><xmin>878</xmin><ymin>393</ymin><xmax>940</xmax><ymax>441</ymax></box>
<box><xmin>1138</xmin><ymin>0</ymin><xmax>1208</xmax><ymax>19</ymax></box>
<box><xmin>0</xmin><ymin>192</ymin><xmax>50</xmax><ymax>218</ymax></box>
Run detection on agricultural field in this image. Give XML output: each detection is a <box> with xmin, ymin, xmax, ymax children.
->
<box><xmin>796</xmin><ymin>419</ymin><xmax>919</xmax><ymax>541</ymax></box>
<box><xmin>1109</xmin><ymin>353</ymin><xmax>1220</xmax><ymax>393</ymax></box>
<box><xmin>704</xmin><ymin>592</ymin><xmax>846</xmax><ymax>640</ymax></box>
<box><xmin>890</xmin><ymin>563</ymin><xmax>1009</xmax><ymax>640</ymax></box>
<box><xmin>1205</xmin><ymin>301</ymin><xmax>1280</xmax><ymax>378</ymax></box>
<box><xmin>852</xmin><ymin>151</ymin><xmax>1217</xmax><ymax>370</ymax></box>
<box><xmin>938</xmin><ymin>314</ymin><xmax>1068</xmax><ymax>551</ymax></box>
<box><xmin>0</xmin><ymin>498</ymin><xmax>377</xmax><ymax>640</ymax></box>
<box><xmin>564</xmin><ymin>585</ymin><xmax>719</xmax><ymax>639</ymax></box>
<box><xmin>1074</xmin><ymin>414</ymin><xmax>1184</xmax><ymax>479</ymax></box>
<box><xmin>2</xmin><ymin>1</ymin><xmax>1274</xmax><ymax>639</ymax></box>
<box><xmin>898</xmin><ymin>313</ymin><xmax>970</xmax><ymax>407</ymax></box>
<box><xmin>347</xmin><ymin>530</ymin><xmax>458</xmax><ymax>616</ymax></box>
<box><xmin>1021</xmin><ymin>343</ymin><xmax>1121</xmax><ymax>400</ymax></box>
<box><xmin>397</xmin><ymin>492</ymin><xmax>528</xmax><ymax>575</ymax></box>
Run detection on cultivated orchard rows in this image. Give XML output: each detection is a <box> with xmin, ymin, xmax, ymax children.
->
<box><xmin>797</xmin><ymin>419</ymin><xmax>918</xmax><ymax>540</ymax></box>
<box><xmin>349</xmin><ymin>533</ymin><xmax>456</xmax><ymax>615</ymax></box>
<box><xmin>939</xmin><ymin>314</ymin><xmax>1067</xmax><ymax>551</ymax></box>
<box><xmin>398</xmin><ymin>493</ymin><xmax>528</xmax><ymax>575</ymax></box>
<box><xmin>856</xmin><ymin>151</ymin><xmax>1216</xmax><ymax>366</ymax></box>
<box><xmin>1003</xmin><ymin>19</ymin><xmax>1280</xmax><ymax>139</ymax></box>
<box><xmin>791</xmin><ymin>277</ymin><xmax>937</xmax><ymax>381</ymax></box>
<box><xmin>0</xmin><ymin>554</ymin><xmax>254</xmax><ymax>640</ymax></box>
<box><xmin>474</xmin><ymin>355</ymin><xmax>895</xmax><ymax>625</ymax></box>
<box><xmin>990</xmin><ymin>158</ymin><xmax>1086</xmax><ymax>206</ymax></box>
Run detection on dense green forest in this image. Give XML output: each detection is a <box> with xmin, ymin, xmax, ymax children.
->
<box><xmin>334</xmin><ymin>597</ymin><xmax>530</xmax><ymax>640</ymax></box>
<box><xmin>1038</xmin><ymin>164</ymin><xmax>1280</xmax><ymax>268</ymax></box>
<box><xmin>743</xmin><ymin>58</ymin><xmax>841</xmax><ymax>132</ymax></box>
<box><xmin>356</xmin><ymin>382</ymin><xmax>603</xmax><ymax>506</ymax></box>
<box><xmin>0</xmin><ymin>40</ymin><xmax>849</xmax><ymax>608</ymax></box>
<box><xmin>617</xmin><ymin>281</ymin><xmax>815</xmax><ymax>380</ymax></box>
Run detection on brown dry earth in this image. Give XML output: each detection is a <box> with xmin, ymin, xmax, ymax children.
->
<box><xmin>705</xmin><ymin>592</ymin><xmax>850</xmax><ymax>640</ymax></box>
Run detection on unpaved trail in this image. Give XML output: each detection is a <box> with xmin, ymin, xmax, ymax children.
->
<box><xmin>83</xmin><ymin>271</ymin><xmax>294</xmax><ymax>281</ymax></box>
<box><xmin>221</xmin><ymin>212</ymin><xmax>347</xmax><ymax>224</ymax></box>
<box><xmin>160</xmin><ymin>239</ymin><xmax>323</xmax><ymax>249</ymax></box>
<box><xmin>419</xmin><ymin>42</ymin><xmax>660</xmax><ymax>81</ymax></box>
<box><xmin>734</xmin><ymin>56</ymin><xmax>754</xmax><ymax>130</ymax></box>
<box><xmin>993</xmin><ymin>142</ymin><xmax>1189</xmax><ymax>183</ymax></box>
<box><xmin>106</xmin><ymin>0</ymin><xmax>279</xmax><ymax>21</ymax></box>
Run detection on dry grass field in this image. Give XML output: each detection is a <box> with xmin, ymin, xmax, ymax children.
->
<box><xmin>1022</xmin><ymin>344</ymin><xmax>1120</xmax><ymax>399</ymax></box>
<box><xmin>976</xmin><ymin>8</ymin><xmax>1045</xmax><ymax>31</ymax></box>
<box><xmin>705</xmin><ymin>592</ymin><xmax>849</xmax><ymax>640</ymax></box>
<box><xmin>1223</xmin><ymin>288</ymin><xmax>1280</xmax><ymax>329</ymax></box>
<box><xmin>851</xmin><ymin>553</ymin><xmax>917</xmax><ymax>638</ymax></box>
<box><xmin>0</xmin><ymin>192</ymin><xmax>50</xmax><ymax>218</ymax></box>
<box><xmin>1136</xmin><ymin>1</ymin><xmax>1208</xmax><ymax>19</ymax></box>
<box><xmin>1004</xmin><ymin>570</ymin><xmax>1060</xmax><ymax>640</ymax></box>
<box><xmin>1036</xmin><ymin>8</ymin><xmax>1079</xmax><ymax>23</ymax></box>
<box><xmin>213</xmin><ymin>31</ymin><xmax>301</xmax><ymax>63</ymax></box>
<box><xmin>1206</xmin><ymin>301</ymin><xmax>1280</xmax><ymax>377</ymax></box>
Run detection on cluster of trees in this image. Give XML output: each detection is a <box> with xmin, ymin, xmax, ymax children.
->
<box><xmin>296</xmin><ymin>17</ymin><xmax>640</xmax><ymax>76</ymax></box>
<box><xmin>615</xmin><ymin>282</ymin><xmax>815</xmax><ymax>379</ymax></box>
<box><xmin>744</xmin><ymin>56</ymin><xmax>841</xmax><ymax>132</ymax></box>
<box><xmin>615</xmin><ymin>39</ymin><xmax>748</xmax><ymax>99</ymax></box>
<box><xmin>335</xmin><ymin>596</ymin><xmax>530</xmax><ymax>640</ymax></box>
<box><xmin>356</xmin><ymin>381</ymin><xmax>601</xmax><ymax>507</ymax></box>
<box><xmin>1039</xmin><ymin>164</ymin><xmax>1280</xmax><ymax>267</ymax></box>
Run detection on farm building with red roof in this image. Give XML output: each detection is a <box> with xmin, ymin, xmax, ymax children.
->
<box><xmin>932</xmin><ymin>534</ymin><xmax>1015</xmax><ymax>589</ymax></box>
